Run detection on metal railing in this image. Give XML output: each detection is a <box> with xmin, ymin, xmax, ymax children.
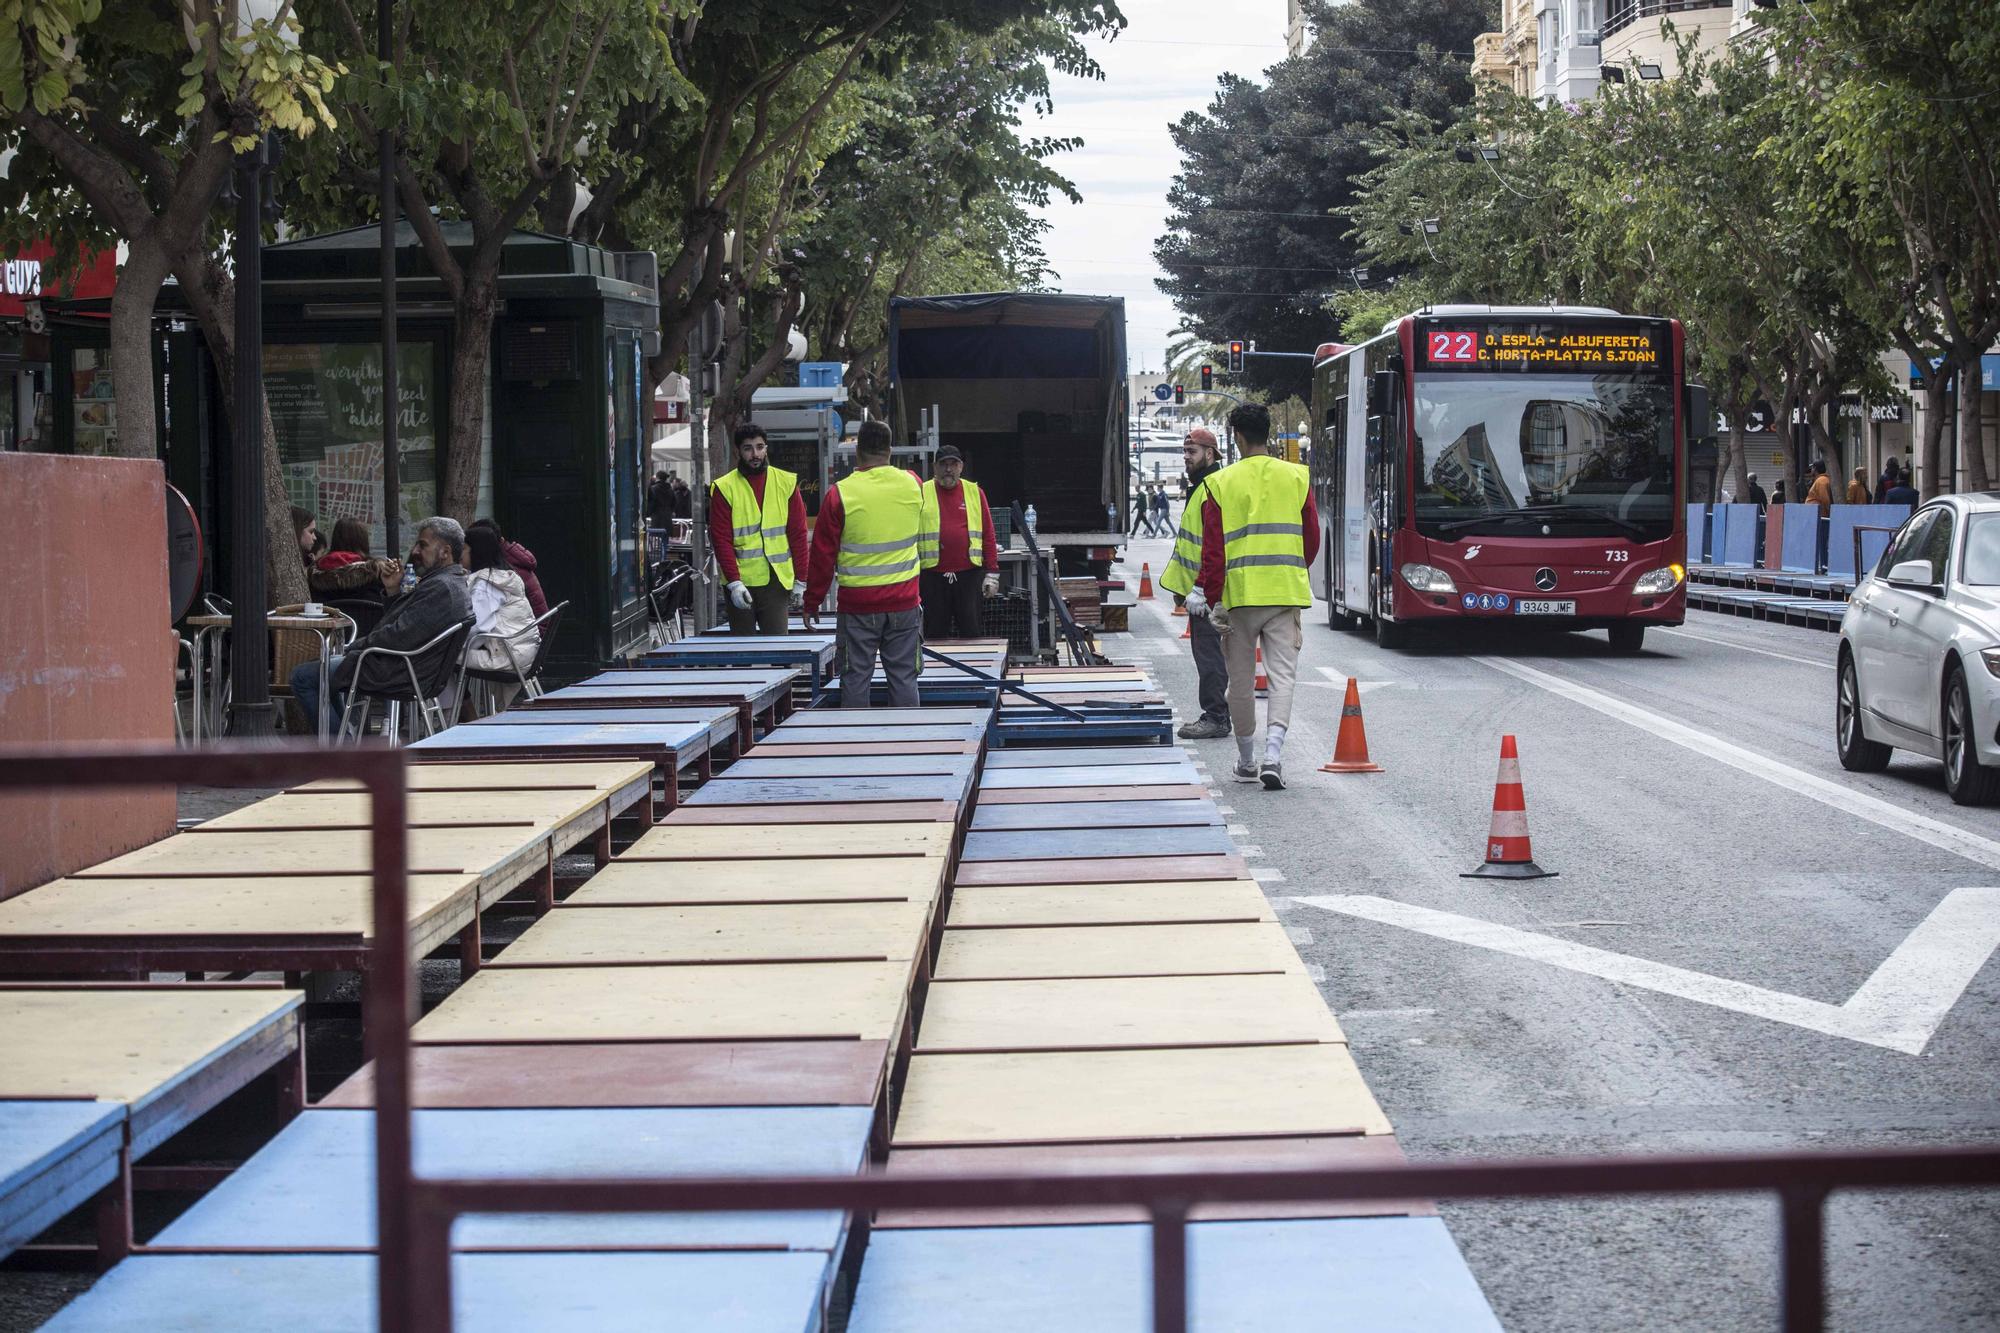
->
<box><xmin>1603</xmin><ymin>0</ymin><xmax>1732</xmax><ymax>41</ymax></box>
<box><xmin>6</xmin><ymin>743</ymin><xmax>1998</xmax><ymax>1333</ymax></box>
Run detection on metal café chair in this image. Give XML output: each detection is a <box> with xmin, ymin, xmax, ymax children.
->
<box><xmin>647</xmin><ymin>566</ymin><xmax>694</xmax><ymax>646</ymax></box>
<box><xmin>334</xmin><ymin>620</ymin><xmax>470</xmax><ymax>745</ymax></box>
<box><xmin>449</xmin><ymin>600</ymin><xmax>567</xmax><ymax>724</ymax></box>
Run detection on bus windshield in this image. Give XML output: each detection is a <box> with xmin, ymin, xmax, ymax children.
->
<box><xmin>1410</xmin><ymin>371</ymin><xmax>1676</xmax><ymax>541</ymax></box>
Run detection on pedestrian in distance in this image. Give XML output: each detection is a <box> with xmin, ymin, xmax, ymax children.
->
<box><xmin>803</xmin><ymin>419</ymin><xmax>936</xmax><ymax>708</ymax></box>
<box><xmin>1745</xmin><ymin>473</ymin><xmax>1769</xmax><ymax>508</ymax></box>
<box><xmin>1150</xmin><ymin>482</ymin><xmax>1170</xmax><ymax>535</ymax></box>
<box><xmin>291</xmin><ymin>505</ymin><xmax>320</xmax><ymax>571</ymax></box>
<box><xmin>1772</xmin><ymin>479</ymin><xmax>1787</xmax><ymax>507</ymax></box>
<box><xmin>1847</xmin><ymin>467</ymin><xmax>1872</xmax><ymax>505</ymax></box>
<box><xmin>450</xmin><ymin>523</ymin><xmax>542</xmax><ymax>715</ymax></box>
<box><xmin>646</xmin><ymin>470</ymin><xmax>674</xmax><ymax>520</ymax></box>
<box><xmin>1162</xmin><ymin>427</ymin><xmax>1231</xmax><ymax>740</ymax></box>
<box><xmin>1878</xmin><ymin>457</ymin><xmax>1900</xmax><ymax>502</ymax></box>
<box><xmin>919</xmin><ymin>444</ymin><xmax>1000</xmax><ymax>639</ymax></box>
<box><xmin>1186</xmin><ymin>402</ymin><xmax>1320</xmax><ymax>790</ymax></box>
<box><xmin>467</xmin><ymin>518</ymin><xmax>548</xmax><ymax>620</ymax></box>
<box><xmin>1129</xmin><ymin>484</ymin><xmax>1153</xmax><ymax>537</ymax></box>
<box><xmin>709</xmin><ymin>422</ymin><xmax>809</xmax><ymax>634</ymax></box>
<box><xmin>1805</xmin><ymin>461</ymin><xmax>1836</xmax><ymax>572</ymax></box>
<box><xmin>1884</xmin><ymin>472</ymin><xmax>1920</xmax><ymax>508</ymax></box>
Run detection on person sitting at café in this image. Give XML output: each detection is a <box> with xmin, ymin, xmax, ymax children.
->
<box><xmin>468</xmin><ymin>518</ymin><xmax>548</xmax><ymax>619</ymax></box>
<box><xmin>291</xmin><ymin>506</ymin><xmax>321</xmax><ymax>570</ymax></box>
<box><xmin>451</xmin><ymin>524</ymin><xmax>542</xmax><ymax>713</ymax></box>
<box><xmin>308</xmin><ymin>516</ymin><xmax>401</xmax><ymax>604</ymax></box>
<box><xmin>290</xmin><ymin>516</ymin><xmax>472</xmax><ymax>734</ymax></box>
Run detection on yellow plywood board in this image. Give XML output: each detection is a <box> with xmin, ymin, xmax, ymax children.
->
<box><xmin>935</xmin><ymin>923</ymin><xmax>1303</xmax><ymax>980</ymax></box>
<box><xmin>197</xmin><ymin>789</ymin><xmax>605</xmax><ymax>832</ymax></box>
<box><xmin>567</xmin><ymin>858</ymin><xmax>946</xmax><ymax>907</ymax></box>
<box><xmin>893</xmin><ymin>1045</ymin><xmax>1393</xmax><ymax>1146</ymax></box>
<box><xmin>72</xmin><ymin>827</ymin><xmax>544</xmax><ymax>877</ymax></box>
<box><xmin>0</xmin><ymin>874</ymin><xmax>476</xmax><ymax>938</ymax></box>
<box><xmin>495</xmin><ymin>899</ymin><xmax>934</xmax><ymax>966</ymax></box>
<box><xmin>946</xmin><ymin>881</ymin><xmax>1274</xmax><ymax>928</ymax></box>
<box><xmin>296</xmin><ymin>760</ymin><xmax>652</xmax><ymax>793</ymax></box>
<box><xmin>915</xmin><ymin>973</ymin><xmax>1344</xmax><ymax>1052</ymax></box>
<box><xmin>622</xmin><ymin>822</ymin><xmax>953</xmax><ymax>861</ymax></box>
<box><xmin>415</xmin><ymin>962</ymin><xmax>913</xmax><ymax>1043</ymax></box>
<box><xmin>0</xmin><ymin>989</ymin><xmax>298</xmax><ymax>1103</ymax></box>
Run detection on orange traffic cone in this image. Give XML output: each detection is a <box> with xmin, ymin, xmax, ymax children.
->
<box><xmin>1462</xmin><ymin>735</ymin><xmax>1556</xmax><ymax>879</ymax></box>
<box><xmin>1172</xmin><ymin>598</ymin><xmax>1187</xmax><ymax>617</ymax></box>
<box><xmin>1138</xmin><ymin>563</ymin><xmax>1154</xmax><ymax>599</ymax></box>
<box><xmin>1180</xmin><ymin>615</ymin><xmax>1192</xmax><ymax>640</ymax></box>
<box><xmin>1319</xmin><ymin>677</ymin><xmax>1383</xmax><ymax>773</ymax></box>
<box><xmin>1254</xmin><ymin>647</ymin><xmax>1268</xmax><ymax>693</ymax></box>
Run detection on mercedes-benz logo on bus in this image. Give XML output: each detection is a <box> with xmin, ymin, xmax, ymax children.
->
<box><xmin>1534</xmin><ymin>567</ymin><xmax>1558</xmax><ymax>592</ymax></box>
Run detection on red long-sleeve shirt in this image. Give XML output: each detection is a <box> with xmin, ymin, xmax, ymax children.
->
<box><xmin>1199</xmin><ymin>480</ymin><xmax>1320</xmax><ymax>605</ymax></box>
<box><xmin>707</xmin><ymin>469</ymin><xmax>809</xmax><ymax>585</ymax></box>
<box><xmin>934</xmin><ymin>483</ymin><xmax>999</xmax><ymax>575</ymax></box>
<box><xmin>803</xmin><ymin>475</ymin><xmax>922</xmax><ymax>615</ymax></box>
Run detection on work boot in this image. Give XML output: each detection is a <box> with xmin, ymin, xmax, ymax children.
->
<box><xmin>1259</xmin><ymin>762</ymin><xmax>1285</xmax><ymax>791</ymax></box>
<box><xmin>1232</xmin><ymin>761</ymin><xmax>1261</xmax><ymax>783</ymax></box>
<box><xmin>1178</xmin><ymin>716</ymin><xmax>1230</xmax><ymax>740</ymax></box>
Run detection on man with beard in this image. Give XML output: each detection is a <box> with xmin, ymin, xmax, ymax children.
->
<box><xmin>708</xmin><ymin>422</ymin><xmax>809</xmax><ymax>633</ymax></box>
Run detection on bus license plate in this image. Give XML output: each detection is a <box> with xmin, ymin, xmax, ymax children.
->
<box><xmin>1515</xmin><ymin>599</ymin><xmax>1575</xmax><ymax>616</ymax></box>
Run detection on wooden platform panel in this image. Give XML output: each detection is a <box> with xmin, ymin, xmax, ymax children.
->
<box><xmin>953</xmin><ymin>854</ymin><xmax>1247</xmax><ymax>886</ymax></box>
<box><xmin>408</xmin><ymin>719</ymin><xmax>714</xmax><ymax>757</ymax></box>
<box><xmin>574</xmin><ymin>668</ymin><xmax>801</xmax><ymax>687</ymax></box>
<box><xmin>779</xmin><ymin>707</ymin><xmax>992</xmax><ymax>727</ymax></box>
<box><xmin>752</xmin><ymin>740</ymin><xmax>980</xmax><ymax>757</ymax></box>
<box><xmin>322</xmin><ymin>1040</ymin><xmax>891</xmax><ymax>1109</ymax></box>
<box><xmin>568</xmin><ymin>858</ymin><xmax>945</xmax><ymax>906</ymax></box>
<box><xmin>973</xmin><ymin>784</ymin><xmax>1209</xmax><ymax>805</ymax></box>
<box><xmin>42</xmin><ymin>1252</ymin><xmax>841</xmax><ymax>1333</ymax></box>
<box><xmin>877</xmin><ymin>1135</ymin><xmax>1425</xmax><ymax>1227</ymax></box>
<box><xmin>69</xmin><ymin>827</ymin><xmax>545</xmax><ymax>877</ymax></box>
<box><xmin>194</xmin><ymin>788</ymin><xmax>606</xmax><ymax>833</ymax></box>
<box><xmin>623</xmin><ymin>822</ymin><xmax>953</xmax><ymax>860</ymax></box>
<box><xmin>0</xmin><ymin>988</ymin><xmax>300</xmax><ymax>1105</ymax></box>
<box><xmin>934</xmin><ymin>923</ymin><xmax>1301</xmax><ymax>980</ymax></box>
<box><xmin>150</xmin><ymin>1106</ymin><xmax>871</xmax><ymax>1252</ymax></box>
<box><xmin>978</xmin><ymin>764</ymin><xmax>1200</xmax><ymax>789</ymax></box>
<box><xmin>294</xmin><ymin>759</ymin><xmax>651</xmax><ymax>794</ymax></box>
<box><xmin>959</xmin><ymin>827</ymin><xmax>1236</xmax><ymax>862</ymax></box>
<box><xmin>945</xmin><ymin>881</ymin><xmax>1273</xmax><ymax>928</ymax></box>
<box><xmin>688</xmin><ymin>775</ymin><xmax>970</xmax><ymax>806</ymax></box>
<box><xmin>760</xmin><ymin>724</ymin><xmax>985</xmax><ymax>744</ymax></box>
<box><xmin>0</xmin><ymin>1100</ymin><xmax>123</xmax><ymax>1258</ymax></box>
<box><xmin>982</xmin><ymin>747</ymin><xmax>1185</xmax><ymax>768</ymax></box>
<box><xmin>659</xmin><ymin>801</ymin><xmax>961</xmax><ymax>826</ymax></box>
<box><xmin>463</xmin><ymin>706</ymin><xmax>735</xmax><ymax>729</ymax></box>
<box><xmin>0</xmin><ymin>874</ymin><xmax>476</xmax><ymax>939</ymax></box>
<box><xmin>915</xmin><ymin>974</ymin><xmax>1344</xmax><ymax>1053</ymax></box>
<box><xmin>493</xmin><ymin>899</ymin><xmax>933</xmax><ymax>967</ymax></box>
<box><xmin>969</xmin><ymin>799</ymin><xmax>1221</xmax><ymax>831</ymax></box>
<box><xmin>723</xmin><ymin>755</ymin><xmax>975</xmax><ymax>779</ymax></box>
<box><xmin>416</xmin><ymin>962</ymin><xmax>915</xmax><ymax>1044</ymax></box>
<box><xmin>893</xmin><ymin>1045</ymin><xmax>1394</xmax><ymax>1146</ymax></box>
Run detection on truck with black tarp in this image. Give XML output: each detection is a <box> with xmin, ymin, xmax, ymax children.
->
<box><xmin>888</xmin><ymin>292</ymin><xmax>1128</xmax><ymax>572</ymax></box>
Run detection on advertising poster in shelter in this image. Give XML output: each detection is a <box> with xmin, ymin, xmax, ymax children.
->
<box><xmin>265</xmin><ymin>341</ymin><xmax>434</xmax><ymax>557</ymax></box>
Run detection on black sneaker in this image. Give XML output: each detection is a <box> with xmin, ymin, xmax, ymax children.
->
<box><xmin>1259</xmin><ymin>763</ymin><xmax>1285</xmax><ymax>791</ymax></box>
<box><xmin>1231</xmin><ymin>761</ymin><xmax>1260</xmax><ymax>783</ymax></box>
<box><xmin>1177</xmin><ymin>716</ymin><xmax>1231</xmax><ymax>740</ymax></box>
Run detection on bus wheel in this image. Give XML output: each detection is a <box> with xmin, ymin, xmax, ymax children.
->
<box><xmin>1375</xmin><ymin>616</ymin><xmax>1411</xmax><ymax>650</ymax></box>
<box><xmin>1607</xmin><ymin>624</ymin><xmax>1646</xmax><ymax>653</ymax></box>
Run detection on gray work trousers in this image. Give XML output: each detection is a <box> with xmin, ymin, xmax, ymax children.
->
<box><xmin>1221</xmin><ymin>604</ymin><xmax>1303</xmax><ymax>738</ymax></box>
<box><xmin>838</xmin><ymin>608</ymin><xmax>923</xmax><ymax>709</ymax></box>
<box><xmin>1188</xmin><ymin>610</ymin><xmax>1230</xmax><ymax>724</ymax></box>
<box><xmin>726</xmin><ymin>577</ymin><xmax>791</xmax><ymax>634</ymax></box>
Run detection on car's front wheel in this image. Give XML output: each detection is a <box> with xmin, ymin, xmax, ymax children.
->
<box><xmin>1837</xmin><ymin>651</ymin><xmax>1892</xmax><ymax>772</ymax></box>
<box><xmin>1941</xmin><ymin>664</ymin><xmax>2000</xmax><ymax>804</ymax></box>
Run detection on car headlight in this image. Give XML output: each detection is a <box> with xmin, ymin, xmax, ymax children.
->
<box><xmin>1632</xmin><ymin>563</ymin><xmax>1685</xmax><ymax>595</ymax></box>
<box><xmin>1400</xmin><ymin>563</ymin><xmax>1458</xmax><ymax>594</ymax></box>
<box><xmin>1981</xmin><ymin>648</ymin><xmax>2000</xmax><ymax>680</ymax></box>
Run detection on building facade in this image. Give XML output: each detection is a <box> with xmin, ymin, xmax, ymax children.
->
<box><xmin>1286</xmin><ymin>0</ymin><xmax>1307</xmax><ymax>58</ymax></box>
<box><xmin>1475</xmin><ymin>0</ymin><xmax>1741</xmax><ymax>103</ymax></box>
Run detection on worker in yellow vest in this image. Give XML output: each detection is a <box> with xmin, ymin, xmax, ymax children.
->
<box><xmin>919</xmin><ymin>445</ymin><xmax>1001</xmax><ymax>639</ymax></box>
<box><xmin>1187</xmin><ymin>403</ymin><xmax>1320</xmax><ymax>790</ymax></box>
<box><xmin>803</xmin><ymin>420</ymin><xmax>937</xmax><ymax>707</ymax></box>
<box><xmin>708</xmin><ymin>423</ymin><xmax>808</xmax><ymax>634</ymax></box>
<box><xmin>1159</xmin><ymin>427</ymin><xmax>1230</xmax><ymax>739</ymax></box>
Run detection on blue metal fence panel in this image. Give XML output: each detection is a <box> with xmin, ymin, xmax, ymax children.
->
<box><xmin>1778</xmin><ymin>506</ymin><xmax>1819</xmax><ymax>573</ymax></box>
<box><xmin>1717</xmin><ymin>504</ymin><xmax>1758</xmax><ymax>567</ymax></box>
<box><xmin>1828</xmin><ymin>503</ymin><xmax>1912</xmax><ymax>579</ymax></box>
<box><xmin>1685</xmin><ymin>504</ymin><xmax>1709</xmax><ymax>563</ymax></box>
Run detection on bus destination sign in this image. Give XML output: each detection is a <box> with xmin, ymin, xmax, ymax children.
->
<box><xmin>1419</xmin><ymin>321</ymin><xmax>1668</xmax><ymax>371</ymax></box>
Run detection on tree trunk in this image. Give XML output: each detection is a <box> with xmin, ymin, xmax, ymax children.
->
<box><xmin>1727</xmin><ymin>420</ymin><xmax>1749</xmax><ymax>500</ymax></box>
<box><xmin>1919</xmin><ymin>371</ymin><xmax>1952</xmax><ymax>498</ymax></box>
<box><xmin>1958</xmin><ymin>353</ymin><xmax>1991</xmax><ymax>492</ymax></box>
<box><xmin>106</xmin><ymin>241</ymin><xmax>173</xmax><ymax>461</ymax></box>
<box><xmin>441</xmin><ymin>271</ymin><xmax>500</xmax><ymax>522</ymax></box>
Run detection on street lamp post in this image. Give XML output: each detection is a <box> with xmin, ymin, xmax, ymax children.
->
<box><xmin>226</xmin><ymin>131</ymin><xmax>278</xmax><ymax>737</ymax></box>
<box><xmin>379</xmin><ymin>0</ymin><xmax>400</xmax><ymax>560</ymax></box>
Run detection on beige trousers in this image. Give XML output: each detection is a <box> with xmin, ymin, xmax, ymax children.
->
<box><xmin>1220</xmin><ymin>604</ymin><xmax>1303</xmax><ymax>738</ymax></box>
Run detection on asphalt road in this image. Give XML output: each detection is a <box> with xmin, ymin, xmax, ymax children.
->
<box><xmin>1118</xmin><ymin>529</ymin><xmax>2000</xmax><ymax>1332</ymax></box>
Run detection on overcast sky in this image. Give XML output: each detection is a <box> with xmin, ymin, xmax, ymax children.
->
<box><xmin>1027</xmin><ymin>2</ymin><xmax>1291</xmax><ymax>373</ymax></box>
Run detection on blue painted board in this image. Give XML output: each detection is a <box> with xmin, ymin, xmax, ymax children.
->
<box><xmin>410</xmin><ymin>721</ymin><xmax>709</xmax><ymax>753</ymax></box>
<box><xmin>762</xmin><ymin>725</ymin><xmax>985</xmax><ymax>745</ymax></box>
<box><xmin>0</xmin><ymin>1101</ymin><xmax>124</xmax><ymax>1258</ymax></box>
<box><xmin>787</xmin><ymin>707</ymin><xmax>993</xmax><ymax>726</ymax></box>
<box><xmin>153</xmin><ymin>1107</ymin><xmax>870</xmax><ymax>1252</ymax></box>
<box><xmin>467</xmin><ymin>708</ymin><xmax>734</xmax><ymax>728</ymax></box>
<box><xmin>1686</xmin><ymin>503</ymin><xmax>1709</xmax><ymax>562</ymax></box>
<box><xmin>1826</xmin><ymin>503</ymin><xmax>1913</xmax><ymax>578</ymax></box>
<box><xmin>847</xmin><ymin>1218</ymin><xmax>1501</xmax><ymax>1333</ymax></box>
<box><xmin>688</xmin><ymin>775</ymin><xmax>970</xmax><ymax>806</ymax></box>
<box><xmin>970</xmin><ymin>800</ymin><xmax>1222</xmax><ymax>831</ymax></box>
<box><xmin>725</xmin><ymin>756</ymin><xmax>975</xmax><ymax>779</ymax></box>
<box><xmin>648</xmin><ymin>635</ymin><xmax>836</xmax><ymax>652</ymax></box>
<box><xmin>44</xmin><ymin>1251</ymin><xmax>836</xmax><ymax>1332</ymax></box>
<box><xmin>1779</xmin><ymin>505</ymin><xmax>1820</xmax><ymax>573</ymax></box>
<box><xmin>979</xmin><ymin>764</ymin><xmax>1200</xmax><ymax>789</ymax></box>
<box><xmin>1716</xmin><ymin>503</ymin><xmax>1757</xmax><ymax>567</ymax></box>
<box><xmin>984</xmin><ymin>747</ymin><xmax>1185</xmax><ymax>768</ymax></box>
<box><xmin>960</xmin><ymin>827</ymin><xmax>1236</xmax><ymax>861</ymax></box>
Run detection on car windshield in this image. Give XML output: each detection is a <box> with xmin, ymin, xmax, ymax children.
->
<box><xmin>1410</xmin><ymin>372</ymin><xmax>1676</xmax><ymax>540</ymax></box>
<box><xmin>1964</xmin><ymin>513</ymin><xmax>2000</xmax><ymax>585</ymax></box>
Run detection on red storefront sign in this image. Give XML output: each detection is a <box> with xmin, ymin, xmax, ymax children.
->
<box><xmin>0</xmin><ymin>240</ymin><xmax>118</xmax><ymax>317</ymax></box>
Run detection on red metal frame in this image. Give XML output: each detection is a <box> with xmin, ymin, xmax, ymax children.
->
<box><xmin>7</xmin><ymin>743</ymin><xmax>2000</xmax><ymax>1333</ymax></box>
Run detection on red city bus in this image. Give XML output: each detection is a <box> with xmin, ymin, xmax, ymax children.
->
<box><xmin>1309</xmin><ymin>305</ymin><xmax>1703</xmax><ymax>652</ymax></box>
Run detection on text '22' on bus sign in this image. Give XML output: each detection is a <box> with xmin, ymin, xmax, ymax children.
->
<box><xmin>1423</xmin><ymin>325</ymin><xmax>1665</xmax><ymax>370</ymax></box>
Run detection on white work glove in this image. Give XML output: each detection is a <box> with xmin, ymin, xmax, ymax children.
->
<box><xmin>982</xmin><ymin>574</ymin><xmax>1000</xmax><ymax>598</ymax></box>
<box><xmin>727</xmin><ymin>580</ymin><xmax>753</xmax><ymax>611</ymax></box>
<box><xmin>1184</xmin><ymin>587</ymin><xmax>1209</xmax><ymax>619</ymax></box>
<box><xmin>789</xmin><ymin>584</ymin><xmax>804</xmax><ymax>610</ymax></box>
<box><xmin>1211</xmin><ymin>605</ymin><xmax>1231</xmax><ymax>633</ymax></box>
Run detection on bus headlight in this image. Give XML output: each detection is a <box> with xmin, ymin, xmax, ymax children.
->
<box><xmin>1400</xmin><ymin>563</ymin><xmax>1458</xmax><ymax>594</ymax></box>
<box><xmin>1632</xmin><ymin>564</ymin><xmax>1685</xmax><ymax>595</ymax></box>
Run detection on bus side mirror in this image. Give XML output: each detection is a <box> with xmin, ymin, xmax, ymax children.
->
<box><xmin>1369</xmin><ymin>370</ymin><xmax>1397</xmax><ymax>418</ymax></box>
<box><xmin>1685</xmin><ymin>384</ymin><xmax>1712</xmax><ymax>442</ymax></box>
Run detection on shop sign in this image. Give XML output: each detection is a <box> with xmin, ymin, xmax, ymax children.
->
<box><xmin>1838</xmin><ymin>397</ymin><xmax>1904</xmax><ymax>423</ymax></box>
<box><xmin>0</xmin><ymin>240</ymin><xmax>117</xmax><ymax>317</ymax></box>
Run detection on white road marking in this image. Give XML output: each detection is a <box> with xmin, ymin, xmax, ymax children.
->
<box><xmin>1216</xmin><ymin>805</ymin><xmax>1236</xmax><ymax>816</ymax></box>
<box><xmin>1309</xmin><ymin>665</ymin><xmax>1397</xmax><ymax>694</ymax></box>
<box><xmin>1285</xmin><ymin>926</ymin><xmax>1315</xmax><ymax>945</ymax></box>
<box><xmin>1305</xmin><ymin>963</ymin><xmax>1327</xmax><ymax>982</ymax></box>
<box><xmin>1474</xmin><ymin>655</ymin><xmax>2000</xmax><ymax>873</ymax></box>
<box><xmin>1294</xmin><ymin>888</ymin><xmax>2000</xmax><ymax>1055</ymax></box>
<box><xmin>1227</xmin><ymin>823</ymin><xmax>1249</xmax><ymax>836</ymax></box>
<box><xmin>1252</xmin><ymin>867</ymin><xmax>1287</xmax><ymax>883</ymax></box>
<box><xmin>1239</xmin><ymin>845</ymin><xmax>1265</xmax><ymax>858</ymax></box>
<box><xmin>1656</xmin><ymin>626</ymin><xmax>1834</xmax><ymax>669</ymax></box>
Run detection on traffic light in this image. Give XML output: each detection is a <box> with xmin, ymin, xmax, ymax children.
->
<box><xmin>1199</xmin><ymin>364</ymin><xmax>1213</xmax><ymax>391</ymax></box>
<box><xmin>1227</xmin><ymin>340</ymin><xmax>1245</xmax><ymax>374</ymax></box>
<box><xmin>1172</xmin><ymin>384</ymin><xmax>1185</xmax><ymax>405</ymax></box>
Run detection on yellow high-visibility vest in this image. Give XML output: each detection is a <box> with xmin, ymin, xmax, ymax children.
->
<box><xmin>836</xmin><ymin>466</ymin><xmax>934</xmax><ymax>589</ymax></box>
<box><xmin>712</xmin><ymin>466</ymin><xmax>799</xmax><ymax>589</ymax></box>
<box><xmin>1159</xmin><ymin>473</ymin><xmax>1216</xmax><ymax>599</ymax></box>
<box><xmin>921</xmin><ymin>478</ymin><xmax>986</xmax><ymax>568</ymax></box>
<box><xmin>1204</xmin><ymin>454</ymin><xmax>1311</xmax><ymax>608</ymax></box>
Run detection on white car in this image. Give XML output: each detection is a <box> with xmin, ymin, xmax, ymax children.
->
<box><xmin>1838</xmin><ymin>493</ymin><xmax>2000</xmax><ymax>804</ymax></box>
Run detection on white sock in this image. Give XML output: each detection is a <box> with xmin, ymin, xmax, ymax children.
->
<box><xmin>1236</xmin><ymin>736</ymin><xmax>1255</xmax><ymax>767</ymax></box>
<box><xmin>1265</xmin><ymin>723</ymin><xmax>1287</xmax><ymax>765</ymax></box>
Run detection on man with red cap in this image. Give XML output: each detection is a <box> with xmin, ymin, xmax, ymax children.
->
<box><xmin>919</xmin><ymin>444</ymin><xmax>1000</xmax><ymax>638</ymax></box>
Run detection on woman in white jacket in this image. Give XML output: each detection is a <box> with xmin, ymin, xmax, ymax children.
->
<box><xmin>455</xmin><ymin>524</ymin><xmax>542</xmax><ymax>714</ymax></box>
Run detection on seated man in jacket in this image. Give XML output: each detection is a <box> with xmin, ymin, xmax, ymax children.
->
<box><xmin>291</xmin><ymin>516</ymin><xmax>473</xmax><ymax>734</ymax></box>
